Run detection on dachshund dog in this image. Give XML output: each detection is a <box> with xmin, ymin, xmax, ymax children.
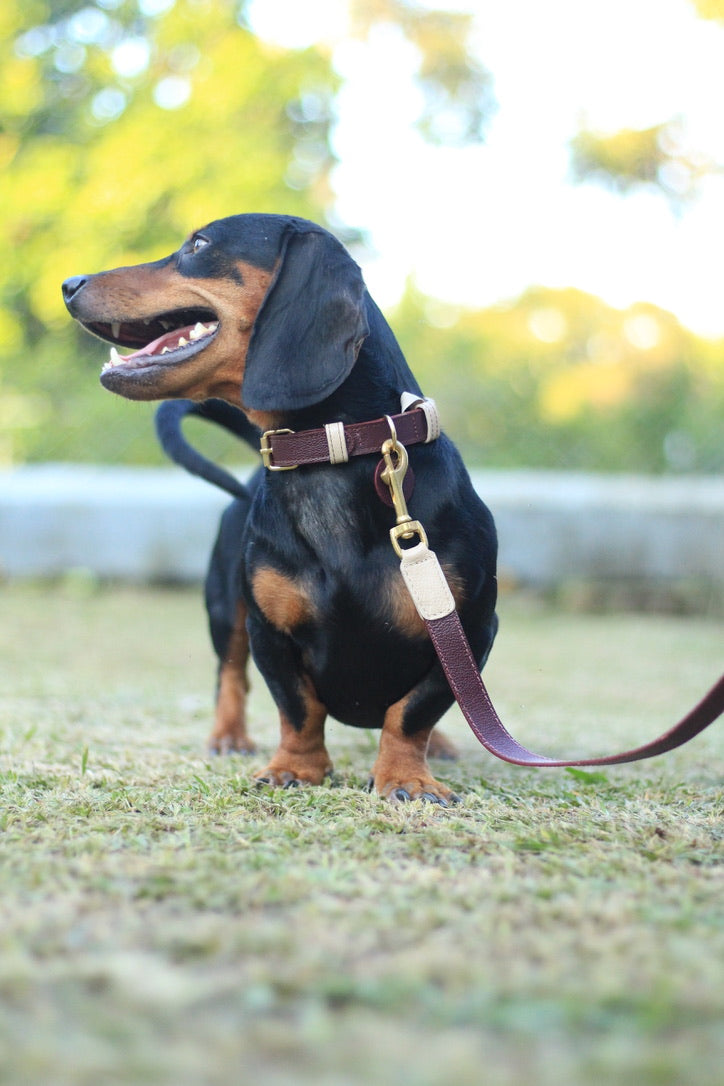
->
<box><xmin>62</xmin><ymin>214</ymin><xmax>498</xmax><ymax>804</ymax></box>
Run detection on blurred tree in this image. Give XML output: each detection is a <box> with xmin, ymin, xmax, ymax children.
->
<box><xmin>0</xmin><ymin>0</ymin><xmax>495</xmax><ymax>464</ymax></box>
<box><xmin>1</xmin><ymin>1</ymin><xmax>721</xmax><ymax>471</ymax></box>
<box><xmin>689</xmin><ymin>0</ymin><xmax>724</xmax><ymax>20</ymax></box>
<box><xmin>569</xmin><ymin>122</ymin><xmax>720</xmax><ymax>209</ymax></box>
<box><xmin>568</xmin><ymin>2</ymin><xmax>724</xmax><ymax>205</ymax></box>
<box><xmin>1</xmin><ymin>0</ymin><xmax>340</xmax><ymax>462</ymax></box>
<box><xmin>349</xmin><ymin>0</ymin><xmax>496</xmax><ymax>144</ymax></box>
<box><xmin>390</xmin><ymin>283</ymin><xmax>723</xmax><ymax>474</ymax></box>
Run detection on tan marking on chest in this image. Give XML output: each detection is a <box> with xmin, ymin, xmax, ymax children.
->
<box><xmin>385</xmin><ymin>563</ymin><xmax>466</xmax><ymax>639</ymax></box>
<box><xmin>252</xmin><ymin>568</ymin><xmax>316</xmax><ymax>634</ymax></box>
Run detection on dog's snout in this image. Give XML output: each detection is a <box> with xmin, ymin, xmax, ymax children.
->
<box><xmin>62</xmin><ymin>275</ymin><xmax>89</xmax><ymax>308</ymax></box>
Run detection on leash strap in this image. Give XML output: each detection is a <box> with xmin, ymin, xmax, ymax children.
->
<box><xmin>372</xmin><ymin>417</ymin><xmax>724</xmax><ymax>766</ymax></box>
<box><xmin>399</xmin><ymin>538</ymin><xmax>724</xmax><ymax>766</ymax></box>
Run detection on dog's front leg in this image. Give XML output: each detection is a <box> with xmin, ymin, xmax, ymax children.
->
<box><xmin>255</xmin><ymin>697</ymin><xmax>331</xmax><ymax>788</ymax></box>
<box><xmin>249</xmin><ymin>621</ymin><xmax>332</xmax><ymax>787</ymax></box>
<box><xmin>370</xmin><ymin>665</ymin><xmax>460</xmax><ymax>805</ymax></box>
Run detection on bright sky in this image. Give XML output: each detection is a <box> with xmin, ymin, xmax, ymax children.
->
<box><xmin>247</xmin><ymin>0</ymin><xmax>724</xmax><ymax>336</ymax></box>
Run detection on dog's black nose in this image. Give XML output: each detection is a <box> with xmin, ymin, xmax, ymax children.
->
<box><xmin>62</xmin><ymin>275</ymin><xmax>88</xmax><ymax>307</ymax></box>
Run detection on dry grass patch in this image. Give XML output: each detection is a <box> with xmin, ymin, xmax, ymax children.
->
<box><xmin>0</xmin><ymin>583</ymin><xmax>722</xmax><ymax>1086</ymax></box>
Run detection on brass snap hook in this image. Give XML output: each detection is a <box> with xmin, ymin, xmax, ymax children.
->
<box><xmin>378</xmin><ymin>417</ymin><xmax>426</xmax><ymax>554</ymax></box>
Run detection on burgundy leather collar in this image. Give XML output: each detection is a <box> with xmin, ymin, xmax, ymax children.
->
<box><xmin>260</xmin><ymin>404</ymin><xmax>435</xmax><ymax>471</ymax></box>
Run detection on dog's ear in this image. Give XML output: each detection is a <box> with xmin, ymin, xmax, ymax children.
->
<box><xmin>241</xmin><ymin>227</ymin><xmax>369</xmax><ymax>411</ymax></box>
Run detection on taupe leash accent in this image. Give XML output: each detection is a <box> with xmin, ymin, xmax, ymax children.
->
<box><xmin>377</xmin><ymin>417</ymin><xmax>724</xmax><ymax>767</ymax></box>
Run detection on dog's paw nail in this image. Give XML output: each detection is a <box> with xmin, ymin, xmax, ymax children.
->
<box><xmin>393</xmin><ymin>788</ymin><xmax>411</xmax><ymax>802</ymax></box>
<box><xmin>364</xmin><ymin>776</ymin><xmax>375</xmax><ymax>793</ymax></box>
<box><xmin>448</xmin><ymin>792</ymin><xmax>462</xmax><ymax>805</ymax></box>
<box><xmin>420</xmin><ymin>791</ymin><xmax>446</xmax><ymax>806</ymax></box>
<box><xmin>283</xmin><ymin>778</ymin><xmax>301</xmax><ymax>789</ymax></box>
<box><xmin>255</xmin><ymin>776</ymin><xmax>272</xmax><ymax>786</ymax></box>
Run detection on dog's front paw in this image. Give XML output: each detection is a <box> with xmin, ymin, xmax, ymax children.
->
<box><xmin>254</xmin><ymin>769</ymin><xmax>305</xmax><ymax>789</ymax></box>
<box><xmin>253</xmin><ymin>751</ymin><xmax>333</xmax><ymax>789</ymax></box>
<box><xmin>367</xmin><ymin>770</ymin><xmax>461</xmax><ymax>806</ymax></box>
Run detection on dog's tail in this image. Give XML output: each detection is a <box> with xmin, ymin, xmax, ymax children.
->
<box><xmin>154</xmin><ymin>399</ymin><xmax>260</xmax><ymax>500</ymax></box>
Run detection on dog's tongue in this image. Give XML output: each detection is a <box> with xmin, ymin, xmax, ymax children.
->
<box><xmin>124</xmin><ymin>324</ymin><xmax>196</xmax><ymax>361</ymax></box>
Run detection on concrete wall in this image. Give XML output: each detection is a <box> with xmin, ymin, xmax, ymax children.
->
<box><xmin>1</xmin><ymin>465</ymin><xmax>722</xmax><ymax>602</ymax></box>
<box><xmin>473</xmin><ymin>470</ymin><xmax>723</xmax><ymax>592</ymax></box>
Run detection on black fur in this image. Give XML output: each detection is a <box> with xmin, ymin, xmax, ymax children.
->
<box><xmin>63</xmin><ymin>214</ymin><xmax>498</xmax><ymax>802</ymax></box>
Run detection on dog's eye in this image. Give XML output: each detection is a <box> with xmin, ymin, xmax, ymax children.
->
<box><xmin>191</xmin><ymin>235</ymin><xmax>209</xmax><ymax>254</ymax></box>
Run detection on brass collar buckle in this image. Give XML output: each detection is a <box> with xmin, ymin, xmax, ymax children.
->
<box><xmin>260</xmin><ymin>428</ymin><xmax>297</xmax><ymax>471</ymax></box>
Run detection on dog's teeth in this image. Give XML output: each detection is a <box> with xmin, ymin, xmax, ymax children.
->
<box><xmin>111</xmin><ymin>322</ymin><xmax>121</xmax><ymax>338</ymax></box>
<box><xmin>143</xmin><ymin>318</ymin><xmax>151</xmax><ymax>325</ymax></box>
<box><xmin>109</xmin><ymin>347</ymin><xmax>122</xmax><ymax>365</ymax></box>
<box><xmin>189</xmin><ymin>322</ymin><xmax>205</xmax><ymax>340</ymax></box>
<box><xmin>161</xmin><ymin>347</ymin><xmax>170</xmax><ymax>355</ymax></box>
<box><xmin>160</xmin><ymin>320</ymin><xmax>172</xmax><ymax>330</ymax></box>
<box><xmin>178</xmin><ymin>336</ymin><xmax>188</xmax><ymax>346</ymax></box>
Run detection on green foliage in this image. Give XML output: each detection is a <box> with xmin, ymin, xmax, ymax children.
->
<box><xmin>1</xmin><ymin>1</ymin><xmax>722</xmax><ymax>472</ymax></box>
<box><xmin>689</xmin><ymin>0</ymin><xmax>724</xmax><ymax>20</ymax></box>
<box><xmin>0</xmin><ymin>0</ymin><xmax>499</xmax><ymax>465</ymax></box>
<box><xmin>569</xmin><ymin>122</ymin><xmax>718</xmax><ymax>208</ymax></box>
<box><xmin>567</xmin><ymin>7</ymin><xmax>724</xmax><ymax>202</ymax></box>
<box><xmin>350</xmin><ymin>0</ymin><xmax>497</xmax><ymax>144</ymax></box>
<box><xmin>0</xmin><ymin>0</ymin><xmax>338</xmax><ymax>462</ymax></box>
<box><xmin>571</xmin><ymin>124</ymin><xmax>675</xmax><ymax>191</ymax></box>
<box><xmin>391</xmin><ymin>284</ymin><xmax>724</xmax><ymax>473</ymax></box>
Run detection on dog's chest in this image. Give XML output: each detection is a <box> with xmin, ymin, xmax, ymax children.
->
<box><xmin>247</xmin><ymin>470</ymin><xmax>409</xmax><ymax>634</ymax></box>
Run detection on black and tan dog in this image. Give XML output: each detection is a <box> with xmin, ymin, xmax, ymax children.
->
<box><xmin>62</xmin><ymin>214</ymin><xmax>498</xmax><ymax>804</ymax></box>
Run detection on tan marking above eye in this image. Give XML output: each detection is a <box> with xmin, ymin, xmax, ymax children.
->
<box><xmin>251</xmin><ymin>567</ymin><xmax>316</xmax><ymax>634</ymax></box>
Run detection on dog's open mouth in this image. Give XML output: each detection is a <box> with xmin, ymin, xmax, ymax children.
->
<box><xmin>86</xmin><ymin>308</ymin><xmax>220</xmax><ymax>374</ymax></box>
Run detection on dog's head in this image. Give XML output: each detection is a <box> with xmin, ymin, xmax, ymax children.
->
<box><xmin>62</xmin><ymin>214</ymin><xmax>369</xmax><ymax>415</ymax></box>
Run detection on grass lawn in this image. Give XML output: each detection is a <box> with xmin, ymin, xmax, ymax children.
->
<box><xmin>0</xmin><ymin>582</ymin><xmax>722</xmax><ymax>1086</ymax></box>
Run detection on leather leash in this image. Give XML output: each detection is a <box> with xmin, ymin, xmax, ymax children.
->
<box><xmin>423</xmin><ymin>604</ymin><xmax>724</xmax><ymax>766</ymax></box>
<box><xmin>376</xmin><ymin>409</ymin><xmax>724</xmax><ymax>767</ymax></box>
